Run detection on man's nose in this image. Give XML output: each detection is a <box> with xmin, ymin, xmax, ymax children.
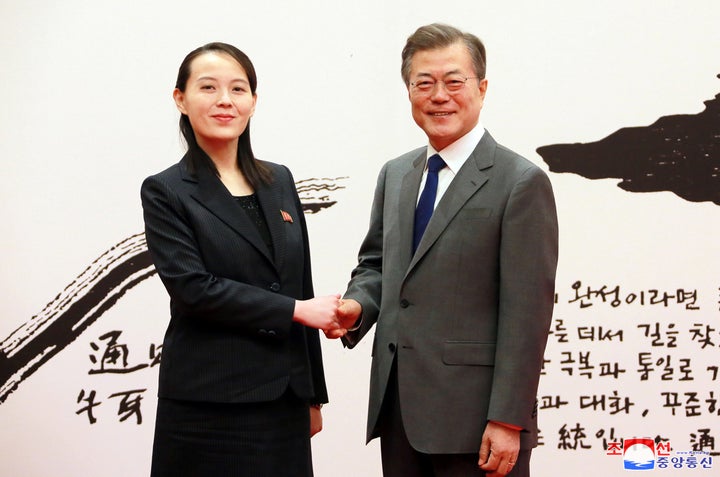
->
<box><xmin>429</xmin><ymin>81</ymin><xmax>451</xmax><ymax>100</ymax></box>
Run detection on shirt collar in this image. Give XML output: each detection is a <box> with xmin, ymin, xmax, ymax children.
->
<box><xmin>427</xmin><ymin>121</ymin><xmax>485</xmax><ymax>174</ymax></box>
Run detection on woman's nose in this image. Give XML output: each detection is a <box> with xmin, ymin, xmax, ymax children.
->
<box><xmin>216</xmin><ymin>90</ymin><xmax>232</xmax><ymax>105</ymax></box>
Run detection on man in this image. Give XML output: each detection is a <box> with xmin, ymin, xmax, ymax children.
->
<box><xmin>334</xmin><ymin>23</ymin><xmax>559</xmax><ymax>477</ymax></box>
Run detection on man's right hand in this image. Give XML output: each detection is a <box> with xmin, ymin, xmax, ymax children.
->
<box><xmin>324</xmin><ymin>298</ymin><xmax>362</xmax><ymax>339</ymax></box>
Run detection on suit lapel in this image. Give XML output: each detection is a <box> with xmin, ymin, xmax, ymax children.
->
<box><xmin>398</xmin><ymin>152</ymin><xmax>427</xmax><ymax>271</ymax></box>
<box><xmin>408</xmin><ymin>133</ymin><xmax>496</xmax><ymax>271</ymax></box>
<box><xmin>255</xmin><ymin>178</ymin><xmax>286</xmax><ymax>272</ymax></box>
<box><xmin>187</xmin><ymin>159</ymin><xmax>276</xmax><ymax>268</ymax></box>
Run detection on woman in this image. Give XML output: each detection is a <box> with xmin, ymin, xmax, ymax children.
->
<box><xmin>141</xmin><ymin>42</ymin><xmax>340</xmax><ymax>477</ymax></box>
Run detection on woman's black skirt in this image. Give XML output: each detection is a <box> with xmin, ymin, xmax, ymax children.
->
<box><xmin>150</xmin><ymin>391</ymin><xmax>312</xmax><ymax>477</ymax></box>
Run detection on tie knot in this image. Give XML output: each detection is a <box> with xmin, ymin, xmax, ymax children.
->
<box><xmin>427</xmin><ymin>154</ymin><xmax>446</xmax><ymax>173</ymax></box>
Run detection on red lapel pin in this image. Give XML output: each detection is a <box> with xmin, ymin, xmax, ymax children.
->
<box><xmin>280</xmin><ymin>210</ymin><xmax>294</xmax><ymax>223</ymax></box>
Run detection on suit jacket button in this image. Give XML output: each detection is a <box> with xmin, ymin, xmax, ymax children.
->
<box><xmin>400</xmin><ymin>299</ymin><xmax>409</xmax><ymax>308</ymax></box>
<box><xmin>259</xmin><ymin>329</ymin><xmax>268</xmax><ymax>335</ymax></box>
<box><xmin>269</xmin><ymin>282</ymin><xmax>281</xmax><ymax>292</ymax></box>
<box><xmin>388</xmin><ymin>343</ymin><xmax>396</xmax><ymax>352</ymax></box>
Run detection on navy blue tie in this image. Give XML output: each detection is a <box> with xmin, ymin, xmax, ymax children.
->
<box><xmin>413</xmin><ymin>154</ymin><xmax>446</xmax><ymax>253</ymax></box>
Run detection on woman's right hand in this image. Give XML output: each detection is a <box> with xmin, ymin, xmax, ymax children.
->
<box><xmin>293</xmin><ymin>294</ymin><xmax>341</xmax><ymax>331</ymax></box>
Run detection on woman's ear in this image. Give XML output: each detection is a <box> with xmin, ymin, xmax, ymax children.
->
<box><xmin>173</xmin><ymin>88</ymin><xmax>187</xmax><ymax>114</ymax></box>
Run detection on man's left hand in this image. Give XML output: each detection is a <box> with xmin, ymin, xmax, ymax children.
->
<box><xmin>478</xmin><ymin>421</ymin><xmax>520</xmax><ymax>476</ymax></box>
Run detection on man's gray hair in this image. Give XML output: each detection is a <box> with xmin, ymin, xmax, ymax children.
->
<box><xmin>401</xmin><ymin>23</ymin><xmax>487</xmax><ymax>86</ymax></box>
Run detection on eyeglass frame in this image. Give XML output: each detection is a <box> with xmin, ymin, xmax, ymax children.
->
<box><xmin>409</xmin><ymin>74</ymin><xmax>482</xmax><ymax>95</ymax></box>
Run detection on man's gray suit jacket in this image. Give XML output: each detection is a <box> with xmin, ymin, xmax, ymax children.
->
<box><xmin>343</xmin><ymin>131</ymin><xmax>559</xmax><ymax>454</ymax></box>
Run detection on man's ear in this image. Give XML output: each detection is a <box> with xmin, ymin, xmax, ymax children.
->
<box><xmin>478</xmin><ymin>78</ymin><xmax>488</xmax><ymax>99</ymax></box>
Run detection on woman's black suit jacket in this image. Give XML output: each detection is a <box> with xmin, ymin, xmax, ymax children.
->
<box><xmin>141</xmin><ymin>154</ymin><xmax>327</xmax><ymax>405</ymax></box>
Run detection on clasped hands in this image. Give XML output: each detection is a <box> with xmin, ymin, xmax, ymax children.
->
<box><xmin>293</xmin><ymin>295</ymin><xmax>361</xmax><ymax>338</ymax></box>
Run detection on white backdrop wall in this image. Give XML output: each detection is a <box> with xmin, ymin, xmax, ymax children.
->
<box><xmin>1</xmin><ymin>1</ymin><xmax>719</xmax><ymax>476</ymax></box>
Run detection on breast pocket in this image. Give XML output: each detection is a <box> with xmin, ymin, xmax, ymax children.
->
<box><xmin>456</xmin><ymin>207</ymin><xmax>493</xmax><ymax>220</ymax></box>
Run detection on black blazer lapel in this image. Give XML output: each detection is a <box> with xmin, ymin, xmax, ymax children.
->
<box><xmin>255</xmin><ymin>178</ymin><xmax>287</xmax><ymax>273</ymax></box>
<box><xmin>187</xmin><ymin>160</ymin><xmax>276</xmax><ymax>268</ymax></box>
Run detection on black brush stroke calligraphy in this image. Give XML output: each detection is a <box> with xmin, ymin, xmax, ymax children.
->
<box><xmin>0</xmin><ymin>178</ymin><xmax>346</xmax><ymax>404</ymax></box>
<box><xmin>296</xmin><ymin>177</ymin><xmax>348</xmax><ymax>213</ymax></box>
<box><xmin>537</xmin><ymin>74</ymin><xmax>720</xmax><ymax>205</ymax></box>
<box><xmin>0</xmin><ymin>234</ymin><xmax>154</xmax><ymax>403</ymax></box>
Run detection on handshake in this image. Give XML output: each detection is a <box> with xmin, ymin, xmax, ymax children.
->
<box><xmin>293</xmin><ymin>295</ymin><xmax>362</xmax><ymax>339</ymax></box>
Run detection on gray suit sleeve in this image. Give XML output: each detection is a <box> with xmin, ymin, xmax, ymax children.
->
<box><xmin>341</xmin><ymin>163</ymin><xmax>388</xmax><ymax>348</ymax></box>
<box><xmin>488</xmin><ymin>165</ymin><xmax>559</xmax><ymax>430</ymax></box>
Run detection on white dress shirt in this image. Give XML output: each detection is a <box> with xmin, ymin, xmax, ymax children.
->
<box><xmin>416</xmin><ymin>121</ymin><xmax>485</xmax><ymax>207</ymax></box>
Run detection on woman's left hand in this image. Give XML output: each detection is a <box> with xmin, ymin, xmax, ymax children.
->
<box><xmin>310</xmin><ymin>406</ymin><xmax>323</xmax><ymax>437</ymax></box>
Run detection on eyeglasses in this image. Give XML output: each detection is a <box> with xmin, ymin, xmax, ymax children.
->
<box><xmin>410</xmin><ymin>75</ymin><xmax>480</xmax><ymax>94</ymax></box>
